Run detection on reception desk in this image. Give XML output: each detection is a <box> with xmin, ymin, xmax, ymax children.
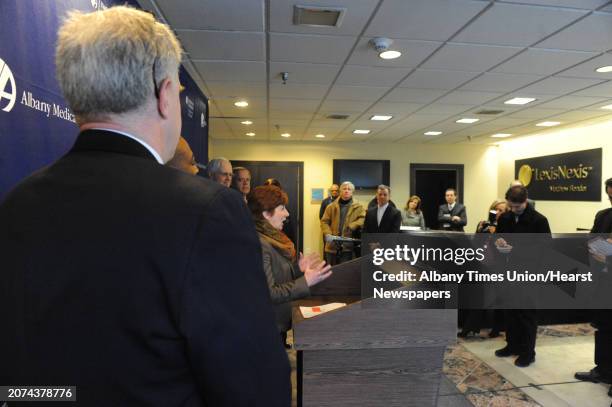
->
<box><xmin>292</xmin><ymin>258</ymin><xmax>457</xmax><ymax>407</ymax></box>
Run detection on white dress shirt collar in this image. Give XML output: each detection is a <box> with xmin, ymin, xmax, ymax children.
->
<box><xmin>377</xmin><ymin>203</ymin><xmax>389</xmax><ymax>226</ymax></box>
<box><xmin>91</xmin><ymin>128</ymin><xmax>164</xmax><ymax>164</ymax></box>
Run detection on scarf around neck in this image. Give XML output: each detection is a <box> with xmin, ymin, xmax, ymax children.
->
<box><xmin>255</xmin><ymin>218</ymin><xmax>296</xmax><ymax>262</ymax></box>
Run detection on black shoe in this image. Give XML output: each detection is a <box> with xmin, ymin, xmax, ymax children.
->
<box><xmin>514</xmin><ymin>354</ymin><xmax>535</xmax><ymax>367</ymax></box>
<box><xmin>495</xmin><ymin>346</ymin><xmax>517</xmax><ymax>357</ymax></box>
<box><xmin>488</xmin><ymin>330</ymin><xmax>500</xmax><ymax>338</ymax></box>
<box><xmin>575</xmin><ymin>368</ymin><xmax>612</xmax><ymax>384</ymax></box>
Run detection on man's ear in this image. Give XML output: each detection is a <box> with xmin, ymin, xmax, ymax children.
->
<box><xmin>156</xmin><ymin>78</ymin><xmax>174</xmax><ymax>118</ymax></box>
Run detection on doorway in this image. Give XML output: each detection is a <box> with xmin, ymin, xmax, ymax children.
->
<box><xmin>232</xmin><ymin>160</ymin><xmax>304</xmax><ymax>253</ymax></box>
<box><xmin>410</xmin><ymin>164</ymin><xmax>464</xmax><ymax>230</ymax></box>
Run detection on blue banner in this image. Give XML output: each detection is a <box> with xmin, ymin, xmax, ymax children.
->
<box><xmin>0</xmin><ymin>0</ymin><xmax>208</xmax><ymax>200</ymax></box>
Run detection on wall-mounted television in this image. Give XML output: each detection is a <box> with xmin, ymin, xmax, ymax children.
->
<box><xmin>333</xmin><ymin>159</ymin><xmax>390</xmax><ymax>190</ymax></box>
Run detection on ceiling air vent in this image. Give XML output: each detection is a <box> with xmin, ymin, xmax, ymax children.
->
<box><xmin>475</xmin><ymin>109</ymin><xmax>504</xmax><ymax>115</ymax></box>
<box><xmin>293</xmin><ymin>5</ymin><xmax>346</xmax><ymax>27</ymax></box>
<box><xmin>326</xmin><ymin>114</ymin><xmax>350</xmax><ymax>120</ymax></box>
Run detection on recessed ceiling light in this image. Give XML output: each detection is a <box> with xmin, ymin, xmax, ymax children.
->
<box><xmin>456</xmin><ymin>118</ymin><xmax>479</xmax><ymax>124</ymax></box>
<box><xmin>504</xmin><ymin>97</ymin><xmax>536</xmax><ymax>105</ymax></box>
<box><xmin>600</xmin><ymin>104</ymin><xmax>612</xmax><ymax>110</ymax></box>
<box><xmin>245</xmin><ymin>132</ymin><xmax>255</xmax><ymax>137</ymax></box>
<box><xmin>352</xmin><ymin>129</ymin><xmax>370</xmax><ymax>134</ymax></box>
<box><xmin>234</xmin><ymin>100</ymin><xmax>249</xmax><ymax>107</ymax></box>
<box><xmin>595</xmin><ymin>66</ymin><xmax>612</xmax><ymax>73</ymax></box>
<box><xmin>379</xmin><ymin>50</ymin><xmax>402</xmax><ymax>60</ymax></box>
<box><xmin>370</xmin><ymin>115</ymin><xmax>393</xmax><ymax>121</ymax></box>
<box><xmin>315</xmin><ymin>134</ymin><xmax>325</xmax><ymax>138</ymax></box>
<box><xmin>241</xmin><ymin>120</ymin><xmax>253</xmax><ymax>125</ymax></box>
<box><xmin>536</xmin><ymin>121</ymin><xmax>561</xmax><ymax>127</ymax></box>
<box><xmin>281</xmin><ymin>133</ymin><xmax>291</xmax><ymax>138</ymax></box>
<box><xmin>491</xmin><ymin>133</ymin><xmax>512</xmax><ymax>138</ymax></box>
<box><xmin>424</xmin><ymin>131</ymin><xmax>442</xmax><ymax>136</ymax></box>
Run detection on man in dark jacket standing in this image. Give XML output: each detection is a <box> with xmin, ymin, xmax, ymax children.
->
<box><xmin>319</xmin><ymin>184</ymin><xmax>339</xmax><ymax>219</ymax></box>
<box><xmin>494</xmin><ymin>185</ymin><xmax>550</xmax><ymax>367</ymax></box>
<box><xmin>364</xmin><ymin>185</ymin><xmax>402</xmax><ymax>234</ymax></box>
<box><xmin>0</xmin><ymin>6</ymin><xmax>289</xmax><ymax>406</ymax></box>
<box><xmin>438</xmin><ymin>188</ymin><xmax>468</xmax><ymax>231</ymax></box>
<box><xmin>575</xmin><ymin>178</ymin><xmax>612</xmax><ymax>389</ymax></box>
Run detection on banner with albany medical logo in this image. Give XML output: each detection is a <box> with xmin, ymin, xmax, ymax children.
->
<box><xmin>0</xmin><ymin>0</ymin><xmax>208</xmax><ymax>200</ymax></box>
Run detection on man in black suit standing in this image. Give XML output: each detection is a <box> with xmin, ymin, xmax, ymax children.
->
<box><xmin>364</xmin><ymin>185</ymin><xmax>402</xmax><ymax>234</ymax></box>
<box><xmin>319</xmin><ymin>184</ymin><xmax>339</xmax><ymax>219</ymax></box>
<box><xmin>494</xmin><ymin>185</ymin><xmax>550</xmax><ymax>368</ymax></box>
<box><xmin>0</xmin><ymin>6</ymin><xmax>289</xmax><ymax>407</ymax></box>
<box><xmin>575</xmin><ymin>178</ymin><xmax>612</xmax><ymax>388</ymax></box>
<box><xmin>437</xmin><ymin>188</ymin><xmax>468</xmax><ymax>231</ymax></box>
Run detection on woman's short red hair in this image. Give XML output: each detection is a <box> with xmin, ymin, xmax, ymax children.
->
<box><xmin>248</xmin><ymin>185</ymin><xmax>288</xmax><ymax>220</ymax></box>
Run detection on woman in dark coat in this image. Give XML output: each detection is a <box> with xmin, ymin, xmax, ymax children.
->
<box><xmin>248</xmin><ymin>185</ymin><xmax>332</xmax><ymax>347</ymax></box>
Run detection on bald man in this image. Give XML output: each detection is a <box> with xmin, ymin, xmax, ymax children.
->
<box><xmin>166</xmin><ymin>137</ymin><xmax>198</xmax><ymax>175</ymax></box>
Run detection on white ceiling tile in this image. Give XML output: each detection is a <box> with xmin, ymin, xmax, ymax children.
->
<box><xmin>363</xmin><ymin>102</ymin><xmax>424</xmax><ymax>117</ymax></box>
<box><xmin>269</xmin><ymin>98</ymin><xmax>320</xmax><ymax>111</ymax></box>
<box><xmin>436</xmin><ymin>90</ymin><xmax>502</xmax><ymax>105</ymax></box>
<box><xmin>505</xmin><ymin>108</ymin><xmax>566</xmax><ymax>119</ymax></box>
<box><xmin>309</xmin><ymin>119</ymin><xmax>352</xmax><ymax>128</ymax></box>
<box><xmin>483</xmin><ymin>93</ymin><xmax>557</xmax><ymax>108</ymax></box>
<box><xmin>177</xmin><ymin>31</ymin><xmax>264</xmax><ymax>61</ymax></box>
<box><xmin>214</xmin><ymin>97</ymin><xmax>267</xmax><ymax>117</ymax></box>
<box><xmin>518</xmin><ymin>76</ymin><xmax>605</xmax><ymax>94</ymax></box>
<box><xmin>365</xmin><ymin>0</ymin><xmax>489</xmax><ymax>41</ymax></box>
<box><xmin>415</xmin><ymin>104</ymin><xmax>472</xmax><ymax>116</ymax></box>
<box><xmin>327</xmin><ymin>85</ymin><xmax>390</xmax><ymax>101</ymax></box>
<box><xmin>545</xmin><ymin>110</ymin><xmax>612</xmax><ymax>122</ymax></box>
<box><xmin>269</xmin><ymin>0</ymin><xmax>378</xmax><ymax>36</ymax></box>
<box><xmin>398</xmin><ymin>69</ymin><xmax>480</xmax><ymax>89</ymax></box>
<box><xmin>421</xmin><ymin>43</ymin><xmax>522</xmax><ymax>71</ymax></box>
<box><xmin>319</xmin><ymin>99</ymin><xmax>372</xmax><ymax>112</ymax></box>
<box><xmin>557</xmin><ymin>53</ymin><xmax>612</xmax><ymax>79</ymax></box>
<box><xmin>583</xmin><ymin>100</ymin><xmax>612</xmax><ymax>111</ymax></box>
<box><xmin>206</xmin><ymin>82</ymin><xmax>266</xmax><ymax>98</ymax></box>
<box><xmin>492</xmin><ymin>48</ymin><xmax>598</xmax><ymax>75</ymax></box>
<box><xmin>155</xmin><ymin>0</ymin><xmax>264</xmax><ymax>31</ymax></box>
<box><xmin>536</xmin><ymin>95</ymin><xmax>609</xmax><ymax>109</ymax></box>
<box><xmin>194</xmin><ymin>61</ymin><xmax>265</xmax><ymax>82</ymax></box>
<box><xmin>336</xmin><ymin>65</ymin><xmax>412</xmax><ymax>86</ymax></box>
<box><xmin>394</xmin><ymin>114</ymin><xmax>445</xmax><ymax>131</ymax></box>
<box><xmin>269</xmin><ymin>110</ymin><xmax>315</xmax><ymax>119</ymax></box>
<box><xmin>453</xmin><ymin>3</ymin><xmax>587</xmax><ymax>47</ymax></box>
<box><xmin>346</xmin><ymin>38</ymin><xmax>441</xmax><ymax>67</ymax></box>
<box><xmin>269</xmin><ymin>33</ymin><xmax>355</xmax><ymax>64</ymax></box>
<box><xmin>535</xmin><ymin>12</ymin><xmax>612</xmax><ymax>52</ymax></box>
<box><xmin>573</xmin><ymin>81</ymin><xmax>612</xmax><ymax>97</ymax></box>
<box><xmin>269</xmin><ymin>62</ymin><xmax>341</xmax><ymax>85</ymax></box>
<box><xmin>269</xmin><ymin>83</ymin><xmax>329</xmax><ymax>99</ymax></box>
<box><xmin>460</xmin><ymin>73</ymin><xmax>542</xmax><ymax>92</ymax></box>
<box><xmin>382</xmin><ymin>88</ymin><xmax>447</xmax><ymax>103</ymax></box>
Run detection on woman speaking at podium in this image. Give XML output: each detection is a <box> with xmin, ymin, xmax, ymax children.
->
<box><xmin>248</xmin><ymin>185</ymin><xmax>332</xmax><ymax>347</ymax></box>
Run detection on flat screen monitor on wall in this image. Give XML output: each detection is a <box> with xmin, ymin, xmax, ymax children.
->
<box><xmin>333</xmin><ymin>159</ymin><xmax>390</xmax><ymax>190</ymax></box>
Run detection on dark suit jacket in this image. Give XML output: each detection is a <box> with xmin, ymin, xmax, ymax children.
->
<box><xmin>437</xmin><ymin>202</ymin><xmax>468</xmax><ymax>231</ymax></box>
<box><xmin>364</xmin><ymin>205</ymin><xmax>402</xmax><ymax>233</ymax></box>
<box><xmin>319</xmin><ymin>196</ymin><xmax>334</xmax><ymax>219</ymax></box>
<box><xmin>496</xmin><ymin>203</ymin><xmax>551</xmax><ymax>234</ymax></box>
<box><xmin>592</xmin><ymin>207</ymin><xmax>612</xmax><ymax>233</ymax></box>
<box><xmin>0</xmin><ymin>130</ymin><xmax>290</xmax><ymax>406</ymax></box>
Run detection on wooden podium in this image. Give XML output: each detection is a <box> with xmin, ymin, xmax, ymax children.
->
<box><xmin>292</xmin><ymin>257</ymin><xmax>457</xmax><ymax>407</ymax></box>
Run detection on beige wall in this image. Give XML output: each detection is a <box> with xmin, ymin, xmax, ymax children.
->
<box><xmin>211</xmin><ymin>140</ymin><xmax>499</xmax><ymax>255</ymax></box>
<box><xmin>497</xmin><ymin>120</ymin><xmax>612</xmax><ymax>233</ymax></box>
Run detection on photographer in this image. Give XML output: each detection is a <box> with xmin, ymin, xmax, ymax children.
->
<box><xmin>476</xmin><ymin>200</ymin><xmax>508</xmax><ymax>234</ymax></box>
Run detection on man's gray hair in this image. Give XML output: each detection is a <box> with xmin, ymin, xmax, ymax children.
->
<box><xmin>340</xmin><ymin>181</ymin><xmax>355</xmax><ymax>191</ymax></box>
<box><xmin>377</xmin><ymin>184</ymin><xmax>391</xmax><ymax>194</ymax></box>
<box><xmin>55</xmin><ymin>6</ymin><xmax>182</xmax><ymax>122</ymax></box>
<box><xmin>207</xmin><ymin>158</ymin><xmax>231</xmax><ymax>176</ymax></box>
